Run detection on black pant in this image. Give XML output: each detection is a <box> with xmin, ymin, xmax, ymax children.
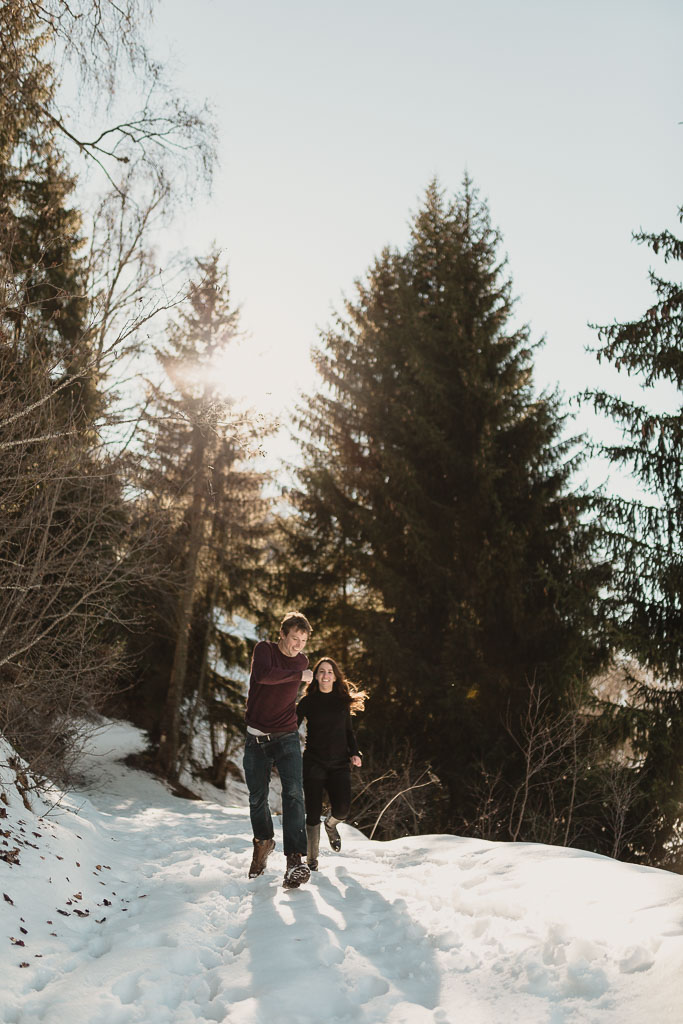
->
<box><xmin>303</xmin><ymin>759</ymin><xmax>351</xmax><ymax>826</ymax></box>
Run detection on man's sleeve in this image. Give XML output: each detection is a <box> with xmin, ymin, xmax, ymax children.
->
<box><xmin>249</xmin><ymin>641</ymin><xmax>272</xmax><ymax>684</ymax></box>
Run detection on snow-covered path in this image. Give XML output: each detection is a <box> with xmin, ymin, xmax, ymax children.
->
<box><xmin>2</xmin><ymin>721</ymin><xmax>682</xmax><ymax>1024</ymax></box>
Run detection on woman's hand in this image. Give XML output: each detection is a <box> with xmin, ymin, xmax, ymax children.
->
<box><xmin>350</xmin><ymin>755</ymin><xmax>362</xmax><ymax>767</ymax></box>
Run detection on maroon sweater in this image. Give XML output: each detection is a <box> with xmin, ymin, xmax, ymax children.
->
<box><xmin>245</xmin><ymin>640</ymin><xmax>309</xmax><ymax>733</ymax></box>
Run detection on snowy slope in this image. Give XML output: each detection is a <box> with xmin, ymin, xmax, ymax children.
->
<box><xmin>1</xmin><ymin>721</ymin><xmax>682</xmax><ymax>1024</ymax></box>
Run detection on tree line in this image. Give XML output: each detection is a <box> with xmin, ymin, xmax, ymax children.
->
<box><xmin>1</xmin><ymin>2</ymin><xmax>681</xmax><ymax>871</ymax></box>
<box><xmin>0</xmin><ymin>0</ymin><xmax>272</xmax><ymax>791</ymax></box>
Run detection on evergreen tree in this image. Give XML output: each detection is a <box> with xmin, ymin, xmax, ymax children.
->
<box><xmin>584</xmin><ymin>207</ymin><xmax>683</xmax><ymax>868</ymax></box>
<box><xmin>287</xmin><ymin>179</ymin><xmax>608</xmax><ymax>830</ymax></box>
<box><xmin>131</xmin><ymin>250</ymin><xmax>272</xmax><ymax>782</ymax></box>
<box><xmin>0</xmin><ymin>3</ymin><xmax>136</xmax><ymax>778</ymax></box>
<box><xmin>0</xmin><ymin>2</ymin><xmax>97</xmax><ymax>421</ymax></box>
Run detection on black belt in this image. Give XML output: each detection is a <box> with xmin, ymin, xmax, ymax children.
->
<box><xmin>249</xmin><ymin>730</ymin><xmax>292</xmax><ymax>743</ymax></box>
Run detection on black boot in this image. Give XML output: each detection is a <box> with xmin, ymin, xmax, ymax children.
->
<box><xmin>324</xmin><ymin>815</ymin><xmax>342</xmax><ymax>852</ymax></box>
<box><xmin>283</xmin><ymin>852</ymin><xmax>311</xmax><ymax>889</ymax></box>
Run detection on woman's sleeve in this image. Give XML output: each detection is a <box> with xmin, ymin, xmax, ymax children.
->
<box><xmin>346</xmin><ymin>710</ymin><xmax>361</xmax><ymax>758</ymax></box>
<box><xmin>296</xmin><ymin>696</ymin><xmax>308</xmax><ymax>726</ymax></box>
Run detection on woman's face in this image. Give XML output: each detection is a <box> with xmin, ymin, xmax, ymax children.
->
<box><xmin>316</xmin><ymin>661</ymin><xmax>335</xmax><ymax>692</ymax></box>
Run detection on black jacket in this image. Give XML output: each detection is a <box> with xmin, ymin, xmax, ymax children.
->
<box><xmin>296</xmin><ymin>689</ymin><xmax>361</xmax><ymax>769</ymax></box>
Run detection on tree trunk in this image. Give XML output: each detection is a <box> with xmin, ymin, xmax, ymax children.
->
<box><xmin>177</xmin><ymin>580</ymin><xmax>216</xmax><ymax>778</ymax></box>
<box><xmin>157</xmin><ymin>425</ymin><xmax>207</xmax><ymax>779</ymax></box>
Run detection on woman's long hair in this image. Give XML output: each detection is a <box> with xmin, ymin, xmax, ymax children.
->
<box><xmin>304</xmin><ymin>657</ymin><xmax>368</xmax><ymax>714</ymax></box>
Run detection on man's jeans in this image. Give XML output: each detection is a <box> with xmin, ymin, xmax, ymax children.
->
<box><xmin>243</xmin><ymin>731</ymin><xmax>307</xmax><ymax>856</ymax></box>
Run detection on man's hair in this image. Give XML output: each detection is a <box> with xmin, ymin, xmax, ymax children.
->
<box><xmin>280</xmin><ymin>611</ymin><xmax>312</xmax><ymax>637</ymax></box>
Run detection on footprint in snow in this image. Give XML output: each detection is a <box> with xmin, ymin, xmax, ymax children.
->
<box><xmin>619</xmin><ymin>946</ymin><xmax>655</xmax><ymax>973</ymax></box>
<box><xmin>112</xmin><ymin>970</ymin><xmax>141</xmax><ymax>1005</ymax></box>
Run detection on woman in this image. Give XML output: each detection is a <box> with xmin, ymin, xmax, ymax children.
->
<box><xmin>296</xmin><ymin>657</ymin><xmax>368</xmax><ymax>870</ymax></box>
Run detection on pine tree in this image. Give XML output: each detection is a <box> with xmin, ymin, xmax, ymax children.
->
<box><xmin>0</xmin><ymin>2</ymin><xmax>96</xmax><ymax>420</ymax></box>
<box><xmin>0</xmin><ymin>3</ymin><xmax>135</xmax><ymax>777</ymax></box>
<box><xmin>287</xmin><ymin>179</ymin><xmax>608</xmax><ymax>829</ymax></box>
<box><xmin>134</xmin><ymin>250</ymin><xmax>272</xmax><ymax>781</ymax></box>
<box><xmin>584</xmin><ymin>207</ymin><xmax>683</xmax><ymax>867</ymax></box>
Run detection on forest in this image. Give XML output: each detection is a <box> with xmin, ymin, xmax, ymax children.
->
<box><xmin>1</xmin><ymin>0</ymin><xmax>681</xmax><ymax>873</ymax></box>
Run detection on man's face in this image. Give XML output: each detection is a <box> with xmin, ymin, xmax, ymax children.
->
<box><xmin>279</xmin><ymin>627</ymin><xmax>309</xmax><ymax>657</ymax></box>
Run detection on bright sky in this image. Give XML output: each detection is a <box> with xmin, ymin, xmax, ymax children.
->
<box><xmin>152</xmin><ymin>0</ymin><xmax>682</xmax><ymax>478</ymax></box>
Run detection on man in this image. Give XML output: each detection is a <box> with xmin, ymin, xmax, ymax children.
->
<box><xmin>243</xmin><ymin>611</ymin><xmax>313</xmax><ymax>888</ymax></box>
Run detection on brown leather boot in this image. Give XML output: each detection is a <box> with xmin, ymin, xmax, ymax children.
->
<box><xmin>248</xmin><ymin>837</ymin><xmax>275</xmax><ymax>878</ymax></box>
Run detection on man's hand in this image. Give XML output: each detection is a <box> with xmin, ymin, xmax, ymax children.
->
<box><xmin>350</xmin><ymin>755</ymin><xmax>362</xmax><ymax>768</ymax></box>
<box><xmin>301</xmin><ymin>669</ymin><xmax>313</xmax><ymax>684</ymax></box>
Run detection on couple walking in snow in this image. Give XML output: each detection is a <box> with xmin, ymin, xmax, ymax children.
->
<box><xmin>243</xmin><ymin>612</ymin><xmax>367</xmax><ymax>888</ymax></box>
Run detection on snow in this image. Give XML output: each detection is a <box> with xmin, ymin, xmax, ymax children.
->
<box><xmin>1</xmin><ymin>721</ymin><xmax>682</xmax><ymax>1024</ymax></box>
